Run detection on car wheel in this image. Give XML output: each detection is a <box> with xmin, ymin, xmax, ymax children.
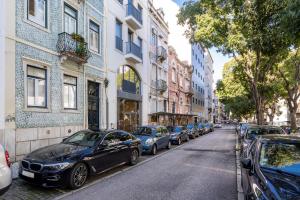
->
<box><xmin>129</xmin><ymin>149</ymin><xmax>139</xmax><ymax>165</ymax></box>
<box><xmin>151</xmin><ymin>144</ymin><xmax>157</xmax><ymax>155</ymax></box>
<box><xmin>166</xmin><ymin>141</ymin><xmax>171</xmax><ymax>149</ymax></box>
<box><xmin>68</xmin><ymin>163</ymin><xmax>88</xmax><ymax>189</ymax></box>
<box><xmin>186</xmin><ymin>136</ymin><xmax>190</xmax><ymax>142</ymax></box>
<box><xmin>178</xmin><ymin>138</ymin><xmax>181</xmax><ymax>145</ymax></box>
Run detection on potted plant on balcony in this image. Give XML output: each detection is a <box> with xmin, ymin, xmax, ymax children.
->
<box><xmin>71</xmin><ymin>33</ymin><xmax>87</xmax><ymax>59</ymax></box>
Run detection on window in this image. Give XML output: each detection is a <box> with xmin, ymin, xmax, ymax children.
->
<box><xmin>115</xmin><ymin>19</ymin><xmax>123</xmax><ymax>51</ymax></box>
<box><xmin>117</xmin><ymin>65</ymin><xmax>141</xmax><ymax>94</ymax></box>
<box><xmin>27</xmin><ymin>0</ymin><xmax>47</xmax><ymax>27</ymax></box>
<box><xmin>64</xmin><ymin>4</ymin><xmax>77</xmax><ymax>34</ymax></box>
<box><xmin>89</xmin><ymin>20</ymin><xmax>100</xmax><ymax>53</ymax></box>
<box><xmin>27</xmin><ymin>65</ymin><xmax>47</xmax><ymax>107</ymax></box>
<box><xmin>64</xmin><ymin>75</ymin><xmax>77</xmax><ymax>109</ymax></box>
<box><xmin>172</xmin><ymin>68</ymin><xmax>176</xmax><ymax>82</ymax></box>
<box><xmin>138</xmin><ymin>37</ymin><xmax>142</xmax><ymax>49</ymax></box>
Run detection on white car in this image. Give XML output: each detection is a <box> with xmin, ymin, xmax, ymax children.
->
<box><xmin>0</xmin><ymin>144</ymin><xmax>12</xmax><ymax>195</ymax></box>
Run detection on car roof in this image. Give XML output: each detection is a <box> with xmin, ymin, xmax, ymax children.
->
<box><xmin>259</xmin><ymin>135</ymin><xmax>300</xmax><ymax>143</ymax></box>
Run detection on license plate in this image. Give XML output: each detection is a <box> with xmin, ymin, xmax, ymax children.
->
<box><xmin>22</xmin><ymin>170</ymin><xmax>35</xmax><ymax>178</ymax></box>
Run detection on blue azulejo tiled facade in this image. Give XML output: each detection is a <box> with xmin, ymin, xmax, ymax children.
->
<box><xmin>13</xmin><ymin>0</ymin><xmax>105</xmax><ymax>160</ymax></box>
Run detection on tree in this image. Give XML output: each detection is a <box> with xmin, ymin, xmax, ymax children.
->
<box><xmin>177</xmin><ymin>0</ymin><xmax>299</xmax><ymax>124</ymax></box>
<box><xmin>216</xmin><ymin>60</ymin><xmax>255</xmax><ymax>120</ymax></box>
<box><xmin>276</xmin><ymin>50</ymin><xmax>300</xmax><ymax>131</ymax></box>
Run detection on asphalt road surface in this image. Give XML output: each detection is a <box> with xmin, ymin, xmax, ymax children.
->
<box><xmin>62</xmin><ymin>128</ymin><xmax>237</xmax><ymax>200</ymax></box>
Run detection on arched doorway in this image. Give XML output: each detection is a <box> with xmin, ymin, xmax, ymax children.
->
<box><xmin>117</xmin><ymin>65</ymin><xmax>142</xmax><ymax>132</ymax></box>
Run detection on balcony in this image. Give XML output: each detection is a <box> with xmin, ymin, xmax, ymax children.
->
<box><xmin>157</xmin><ymin>46</ymin><xmax>167</xmax><ymax>62</ymax></box>
<box><xmin>125</xmin><ymin>4</ymin><xmax>142</xmax><ymax>30</ymax></box>
<box><xmin>156</xmin><ymin>79</ymin><xmax>167</xmax><ymax>93</ymax></box>
<box><xmin>57</xmin><ymin>32</ymin><xmax>91</xmax><ymax>64</ymax></box>
<box><xmin>186</xmin><ymin>87</ymin><xmax>194</xmax><ymax>96</ymax></box>
<box><xmin>125</xmin><ymin>42</ymin><xmax>142</xmax><ymax>63</ymax></box>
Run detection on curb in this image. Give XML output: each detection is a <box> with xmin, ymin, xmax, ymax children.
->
<box><xmin>53</xmin><ymin>137</ymin><xmax>196</xmax><ymax>200</ymax></box>
<box><xmin>236</xmin><ymin>134</ymin><xmax>244</xmax><ymax>200</ymax></box>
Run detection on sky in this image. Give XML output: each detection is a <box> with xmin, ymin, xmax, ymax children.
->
<box><xmin>154</xmin><ymin>0</ymin><xmax>231</xmax><ymax>87</ymax></box>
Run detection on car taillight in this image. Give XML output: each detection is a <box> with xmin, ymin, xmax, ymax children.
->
<box><xmin>5</xmin><ymin>150</ymin><xmax>10</xmax><ymax>167</ymax></box>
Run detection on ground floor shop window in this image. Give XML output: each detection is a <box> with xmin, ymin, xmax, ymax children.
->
<box><xmin>118</xmin><ymin>99</ymin><xmax>140</xmax><ymax>132</ymax></box>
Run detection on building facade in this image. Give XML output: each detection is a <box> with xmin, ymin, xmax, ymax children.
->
<box><xmin>204</xmin><ymin>49</ymin><xmax>214</xmax><ymax>122</ymax></box>
<box><xmin>148</xmin><ymin>1</ymin><xmax>169</xmax><ymax>125</ymax></box>
<box><xmin>168</xmin><ymin>46</ymin><xmax>193</xmax><ymax>125</ymax></box>
<box><xmin>191</xmin><ymin>43</ymin><xmax>206</xmax><ymax>123</ymax></box>
<box><xmin>1</xmin><ymin>0</ymin><xmax>105</xmax><ymax>161</ymax></box>
<box><xmin>105</xmin><ymin>0</ymin><xmax>149</xmax><ymax>132</ymax></box>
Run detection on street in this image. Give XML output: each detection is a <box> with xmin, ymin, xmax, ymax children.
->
<box><xmin>62</xmin><ymin>128</ymin><xmax>237</xmax><ymax>200</ymax></box>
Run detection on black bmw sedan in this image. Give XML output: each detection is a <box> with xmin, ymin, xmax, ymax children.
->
<box><xmin>19</xmin><ymin>130</ymin><xmax>142</xmax><ymax>189</ymax></box>
<box><xmin>241</xmin><ymin>135</ymin><xmax>300</xmax><ymax>200</ymax></box>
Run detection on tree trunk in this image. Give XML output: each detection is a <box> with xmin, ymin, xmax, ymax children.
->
<box><xmin>269</xmin><ymin>115</ymin><xmax>274</xmax><ymax>125</ymax></box>
<box><xmin>290</xmin><ymin>109</ymin><xmax>297</xmax><ymax>131</ymax></box>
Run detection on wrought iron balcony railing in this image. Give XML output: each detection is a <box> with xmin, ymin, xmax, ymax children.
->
<box><xmin>57</xmin><ymin>32</ymin><xmax>91</xmax><ymax>64</ymax></box>
<box><xmin>115</xmin><ymin>36</ymin><xmax>123</xmax><ymax>52</ymax></box>
<box><xmin>157</xmin><ymin>46</ymin><xmax>167</xmax><ymax>62</ymax></box>
<box><xmin>126</xmin><ymin>41</ymin><xmax>143</xmax><ymax>60</ymax></box>
<box><xmin>126</xmin><ymin>4</ymin><xmax>143</xmax><ymax>25</ymax></box>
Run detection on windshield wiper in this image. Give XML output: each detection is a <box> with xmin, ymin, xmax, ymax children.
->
<box><xmin>261</xmin><ymin>166</ymin><xmax>297</xmax><ymax>177</ymax></box>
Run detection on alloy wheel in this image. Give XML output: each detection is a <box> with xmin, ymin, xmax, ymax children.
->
<box><xmin>73</xmin><ymin>164</ymin><xmax>88</xmax><ymax>188</ymax></box>
<box><xmin>152</xmin><ymin>145</ymin><xmax>157</xmax><ymax>155</ymax></box>
<box><xmin>178</xmin><ymin>138</ymin><xmax>181</xmax><ymax>145</ymax></box>
<box><xmin>130</xmin><ymin>149</ymin><xmax>139</xmax><ymax>165</ymax></box>
<box><xmin>167</xmin><ymin>141</ymin><xmax>171</xmax><ymax>149</ymax></box>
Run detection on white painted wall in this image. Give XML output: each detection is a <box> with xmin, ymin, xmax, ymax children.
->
<box><xmin>0</xmin><ymin>0</ymin><xmax>6</xmax><ymax>129</ymax></box>
<box><xmin>105</xmin><ymin>0</ymin><xmax>151</xmax><ymax>128</ymax></box>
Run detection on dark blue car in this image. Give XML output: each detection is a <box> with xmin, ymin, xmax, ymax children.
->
<box><xmin>167</xmin><ymin>126</ymin><xmax>189</xmax><ymax>145</ymax></box>
<box><xmin>133</xmin><ymin>126</ymin><xmax>171</xmax><ymax>155</ymax></box>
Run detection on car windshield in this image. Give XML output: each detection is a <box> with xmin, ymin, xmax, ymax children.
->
<box><xmin>63</xmin><ymin>131</ymin><xmax>103</xmax><ymax>147</ymax></box>
<box><xmin>268</xmin><ymin>128</ymin><xmax>285</xmax><ymax>135</ymax></box>
<box><xmin>167</xmin><ymin>126</ymin><xmax>181</xmax><ymax>132</ymax></box>
<box><xmin>186</xmin><ymin>124</ymin><xmax>194</xmax><ymax>129</ymax></box>
<box><xmin>247</xmin><ymin>127</ymin><xmax>268</xmax><ymax>136</ymax></box>
<box><xmin>134</xmin><ymin>127</ymin><xmax>153</xmax><ymax>135</ymax></box>
<box><xmin>259</xmin><ymin>142</ymin><xmax>300</xmax><ymax>176</ymax></box>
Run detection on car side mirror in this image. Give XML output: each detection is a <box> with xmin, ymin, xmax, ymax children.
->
<box><xmin>241</xmin><ymin>158</ymin><xmax>252</xmax><ymax>169</ymax></box>
<box><xmin>98</xmin><ymin>141</ymin><xmax>109</xmax><ymax>149</ymax></box>
<box><xmin>62</xmin><ymin>138</ymin><xmax>67</xmax><ymax>142</ymax></box>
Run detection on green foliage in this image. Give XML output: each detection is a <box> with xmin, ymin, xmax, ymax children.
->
<box><xmin>178</xmin><ymin>0</ymin><xmax>300</xmax><ymax>124</ymax></box>
<box><xmin>216</xmin><ymin>59</ymin><xmax>255</xmax><ymax>119</ymax></box>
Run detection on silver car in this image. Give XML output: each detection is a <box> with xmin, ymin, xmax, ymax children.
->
<box><xmin>0</xmin><ymin>144</ymin><xmax>12</xmax><ymax>195</ymax></box>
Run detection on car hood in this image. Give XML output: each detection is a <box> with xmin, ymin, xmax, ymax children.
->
<box><xmin>25</xmin><ymin>143</ymin><xmax>90</xmax><ymax>163</ymax></box>
<box><xmin>263</xmin><ymin>170</ymin><xmax>300</xmax><ymax>199</ymax></box>
<box><xmin>134</xmin><ymin>135</ymin><xmax>152</xmax><ymax>143</ymax></box>
<box><xmin>170</xmin><ymin>132</ymin><xmax>181</xmax><ymax>136</ymax></box>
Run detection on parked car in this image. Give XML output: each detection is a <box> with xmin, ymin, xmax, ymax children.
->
<box><xmin>0</xmin><ymin>144</ymin><xmax>12</xmax><ymax>195</ymax></box>
<box><xmin>186</xmin><ymin>124</ymin><xmax>199</xmax><ymax>139</ymax></box>
<box><xmin>19</xmin><ymin>130</ymin><xmax>141</xmax><ymax>189</ymax></box>
<box><xmin>241</xmin><ymin>125</ymin><xmax>286</xmax><ymax>155</ymax></box>
<box><xmin>204</xmin><ymin>123</ymin><xmax>214</xmax><ymax>133</ymax></box>
<box><xmin>167</xmin><ymin>126</ymin><xmax>189</xmax><ymax>145</ymax></box>
<box><xmin>197</xmin><ymin>123</ymin><xmax>205</xmax><ymax>135</ymax></box>
<box><xmin>134</xmin><ymin>126</ymin><xmax>171</xmax><ymax>155</ymax></box>
<box><xmin>214</xmin><ymin>123</ymin><xmax>222</xmax><ymax>128</ymax></box>
<box><xmin>241</xmin><ymin>135</ymin><xmax>300</xmax><ymax>200</ymax></box>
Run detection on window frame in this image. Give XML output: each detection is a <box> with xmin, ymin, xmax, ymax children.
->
<box><xmin>63</xmin><ymin>74</ymin><xmax>78</xmax><ymax>110</ymax></box>
<box><xmin>26</xmin><ymin>65</ymin><xmax>47</xmax><ymax>108</ymax></box>
<box><xmin>64</xmin><ymin>3</ymin><xmax>78</xmax><ymax>34</ymax></box>
<box><xmin>27</xmin><ymin>0</ymin><xmax>48</xmax><ymax>28</ymax></box>
<box><xmin>89</xmin><ymin>20</ymin><xmax>101</xmax><ymax>54</ymax></box>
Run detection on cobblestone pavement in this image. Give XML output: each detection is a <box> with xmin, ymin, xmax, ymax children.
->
<box><xmin>0</xmin><ymin>142</ymin><xmax>177</xmax><ymax>200</ymax></box>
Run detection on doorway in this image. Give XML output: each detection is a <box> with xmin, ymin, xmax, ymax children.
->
<box><xmin>88</xmin><ymin>81</ymin><xmax>100</xmax><ymax>131</ymax></box>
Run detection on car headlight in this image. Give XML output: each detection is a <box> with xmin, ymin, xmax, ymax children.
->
<box><xmin>44</xmin><ymin>162</ymin><xmax>73</xmax><ymax>170</ymax></box>
<box><xmin>145</xmin><ymin>138</ymin><xmax>155</xmax><ymax>145</ymax></box>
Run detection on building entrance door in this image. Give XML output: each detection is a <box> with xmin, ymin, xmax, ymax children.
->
<box><xmin>88</xmin><ymin>81</ymin><xmax>100</xmax><ymax>131</ymax></box>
